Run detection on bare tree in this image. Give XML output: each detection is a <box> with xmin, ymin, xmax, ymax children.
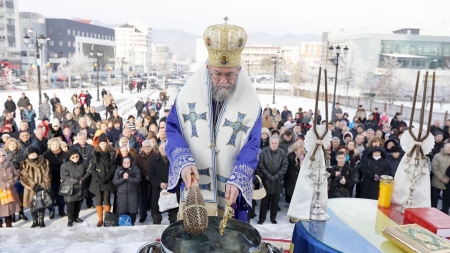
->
<box><xmin>289</xmin><ymin>60</ymin><xmax>310</xmax><ymax>96</ymax></box>
<box><xmin>260</xmin><ymin>57</ymin><xmax>273</xmax><ymax>75</ymax></box>
<box><xmin>376</xmin><ymin>56</ymin><xmax>406</xmax><ymax>105</ymax></box>
<box><xmin>68</xmin><ymin>52</ymin><xmax>90</xmax><ymax>81</ymax></box>
<box><xmin>338</xmin><ymin>44</ymin><xmax>367</xmax><ymax>96</ymax></box>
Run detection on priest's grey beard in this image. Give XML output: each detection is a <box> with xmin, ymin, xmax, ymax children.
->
<box><xmin>209</xmin><ymin>75</ymin><xmax>239</xmax><ymax>102</ymax></box>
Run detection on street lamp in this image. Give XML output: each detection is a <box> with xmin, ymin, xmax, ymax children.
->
<box><xmin>120</xmin><ymin>57</ymin><xmax>126</xmax><ymax>93</ymax></box>
<box><xmin>328</xmin><ymin>45</ymin><xmax>349</xmax><ymax>108</ymax></box>
<box><xmin>271</xmin><ymin>56</ymin><xmax>282</xmax><ymax>104</ymax></box>
<box><xmin>90</xmin><ymin>50</ymin><xmax>103</xmax><ymax>102</ymax></box>
<box><xmin>23</xmin><ymin>32</ymin><xmax>46</xmax><ymax>104</ymax></box>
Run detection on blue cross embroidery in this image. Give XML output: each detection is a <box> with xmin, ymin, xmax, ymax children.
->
<box><xmin>223</xmin><ymin>112</ymin><xmax>250</xmax><ymax>146</ymax></box>
<box><xmin>182</xmin><ymin>103</ymin><xmax>207</xmax><ymax>137</ymax></box>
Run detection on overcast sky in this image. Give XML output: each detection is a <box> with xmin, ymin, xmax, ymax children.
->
<box><xmin>19</xmin><ymin>0</ymin><xmax>450</xmax><ymax>36</ymax></box>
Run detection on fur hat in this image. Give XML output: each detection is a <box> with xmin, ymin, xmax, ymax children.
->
<box><xmin>98</xmin><ymin>134</ymin><xmax>108</xmax><ymax>144</ymax></box>
<box><xmin>261</xmin><ymin>128</ymin><xmax>271</xmax><ymax>136</ymax></box>
<box><xmin>25</xmin><ymin>146</ymin><xmax>40</xmax><ymax>157</ymax></box>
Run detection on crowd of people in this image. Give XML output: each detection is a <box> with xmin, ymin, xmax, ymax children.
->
<box><xmin>251</xmin><ymin>102</ymin><xmax>449</xmax><ymax>224</ymax></box>
<box><xmin>0</xmin><ymin>88</ymin><xmax>173</xmax><ymax>228</ymax></box>
<box><xmin>0</xmin><ymin>87</ymin><xmax>448</xmax><ymax>228</ymax></box>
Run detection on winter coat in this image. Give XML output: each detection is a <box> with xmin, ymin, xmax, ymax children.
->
<box><xmin>7</xmin><ymin>150</ymin><xmax>26</xmax><ymax>170</ymax></box>
<box><xmin>19</xmin><ymin>139</ymin><xmax>40</xmax><ymax>154</ymax></box>
<box><xmin>19</xmin><ymin>157</ymin><xmax>52</xmax><ymax>208</ymax></box>
<box><xmin>260</xmin><ymin>138</ymin><xmax>269</xmax><ymax>150</ymax></box>
<box><xmin>355</xmin><ymin>109</ymin><xmax>367</xmax><ymax>122</ymax></box>
<box><xmin>331</xmin><ymin>107</ymin><xmax>342</xmax><ymax>122</ymax></box>
<box><xmin>261</xmin><ymin>115</ymin><xmax>273</xmax><ymax>129</ymax></box>
<box><xmin>71</xmin><ymin>95</ymin><xmax>78</xmax><ymax>105</ymax></box>
<box><xmin>135</xmin><ymin>101</ymin><xmax>145</xmax><ymax>112</ymax></box>
<box><xmin>431</xmin><ymin>149</ymin><xmax>450</xmax><ymax>190</ymax></box>
<box><xmin>88</xmin><ymin>149</ymin><xmax>117</xmax><ymax>194</ymax></box>
<box><xmin>0</xmin><ymin>161</ymin><xmax>20</xmax><ymax>216</ymax></box>
<box><xmin>386</xmin><ymin>154</ymin><xmax>402</xmax><ymax>177</ymax></box>
<box><xmin>35</xmin><ymin>137</ymin><xmax>48</xmax><ymax>154</ymax></box>
<box><xmin>60</xmin><ymin>160</ymin><xmax>90</xmax><ymax>202</ymax></box>
<box><xmin>17</xmin><ymin>97</ymin><xmax>30</xmax><ymax>109</ymax></box>
<box><xmin>52</xmin><ymin>110</ymin><xmax>63</xmax><ymax>121</ymax></box>
<box><xmin>87</xmin><ymin>112</ymin><xmax>101</xmax><ymax>122</ymax></box>
<box><xmin>364</xmin><ymin>120</ymin><xmax>378</xmax><ymax>131</ymax></box>
<box><xmin>48</xmin><ymin>126</ymin><xmax>63</xmax><ymax>140</ymax></box>
<box><xmin>281</xmin><ymin>110</ymin><xmax>293</xmax><ymax>123</ymax></box>
<box><xmin>38</xmin><ymin>102</ymin><xmax>52</xmax><ymax>120</ymax></box>
<box><xmin>327</xmin><ymin>164</ymin><xmax>355</xmax><ymax>198</ymax></box>
<box><xmin>430</xmin><ymin>141</ymin><xmax>444</xmax><ymax>161</ymax></box>
<box><xmin>43</xmin><ymin>150</ymin><xmax>68</xmax><ymax>184</ymax></box>
<box><xmin>285</xmin><ymin>152</ymin><xmax>304</xmax><ymax>197</ymax></box>
<box><xmin>22</xmin><ymin>108</ymin><xmax>36</xmax><ymax>123</ymax></box>
<box><xmin>50</xmin><ymin>97</ymin><xmax>61</xmax><ymax>112</ymax></box>
<box><xmin>70</xmin><ymin>143</ymin><xmax>94</xmax><ymax>164</ymax></box>
<box><xmin>4</xmin><ymin>100</ymin><xmax>16</xmax><ymax>113</ymax></box>
<box><xmin>135</xmin><ymin>150</ymin><xmax>157</xmax><ymax>182</ymax></box>
<box><xmin>258</xmin><ymin>147</ymin><xmax>288</xmax><ymax>194</ymax></box>
<box><xmin>148</xmin><ymin>154</ymin><xmax>173</xmax><ymax>214</ymax></box>
<box><xmin>278</xmin><ymin>134</ymin><xmax>295</xmax><ymax>154</ymax></box>
<box><xmin>103</xmin><ymin>94</ymin><xmax>114</xmax><ymax>107</ymax></box>
<box><xmin>113</xmin><ymin>165</ymin><xmax>141</xmax><ymax>214</ymax></box>
<box><xmin>379</xmin><ymin>116</ymin><xmax>389</xmax><ymax>126</ymax></box>
<box><xmin>359</xmin><ymin>153</ymin><xmax>390</xmax><ymax>200</ymax></box>
<box><xmin>61</xmin><ymin>119</ymin><xmax>79</xmax><ymax>133</ymax></box>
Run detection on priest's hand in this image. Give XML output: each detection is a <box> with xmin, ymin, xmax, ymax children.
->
<box><xmin>225</xmin><ymin>184</ymin><xmax>239</xmax><ymax>204</ymax></box>
<box><xmin>181</xmin><ymin>166</ymin><xmax>199</xmax><ymax>190</ymax></box>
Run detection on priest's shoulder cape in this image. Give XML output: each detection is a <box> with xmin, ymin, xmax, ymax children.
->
<box><xmin>165</xmin><ymin>63</ymin><xmax>262</xmax><ymax>208</ymax></box>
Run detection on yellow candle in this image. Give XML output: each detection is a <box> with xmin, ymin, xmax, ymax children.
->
<box><xmin>378</xmin><ymin>175</ymin><xmax>394</xmax><ymax>208</ymax></box>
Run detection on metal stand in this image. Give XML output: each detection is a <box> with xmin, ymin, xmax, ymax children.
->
<box><xmin>309</xmin><ymin>160</ymin><xmax>331</xmax><ymax>221</ymax></box>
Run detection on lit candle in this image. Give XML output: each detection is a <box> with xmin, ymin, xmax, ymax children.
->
<box><xmin>378</xmin><ymin>175</ymin><xmax>394</xmax><ymax>208</ymax></box>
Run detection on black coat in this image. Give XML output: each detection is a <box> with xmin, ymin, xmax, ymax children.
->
<box><xmin>258</xmin><ymin>148</ymin><xmax>288</xmax><ymax>194</ymax></box>
<box><xmin>43</xmin><ymin>150</ymin><xmax>68</xmax><ymax>183</ymax></box>
<box><xmin>135</xmin><ymin>101</ymin><xmax>145</xmax><ymax>111</ymax></box>
<box><xmin>260</xmin><ymin>138</ymin><xmax>269</xmax><ymax>150</ymax></box>
<box><xmin>386</xmin><ymin>154</ymin><xmax>402</xmax><ymax>177</ymax></box>
<box><xmin>4</xmin><ymin>100</ymin><xmax>16</xmax><ymax>113</ymax></box>
<box><xmin>285</xmin><ymin>152</ymin><xmax>302</xmax><ymax>197</ymax></box>
<box><xmin>327</xmin><ymin>164</ymin><xmax>354</xmax><ymax>198</ymax></box>
<box><xmin>35</xmin><ymin>137</ymin><xmax>48</xmax><ymax>154</ymax></box>
<box><xmin>88</xmin><ymin>149</ymin><xmax>117</xmax><ymax>194</ymax></box>
<box><xmin>360</xmin><ymin>156</ymin><xmax>390</xmax><ymax>200</ymax></box>
<box><xmin>148</xmin><ymin>154</ymin><xmax>170</xmax><ymax>205</ymax></box>
<box><xmin>60</xmin><ymin>160</ymin><xmax>90</xmax><ymax>202</ymax></box>
<box><xmin>364</xmin><ymin>120</ymin><xmax>378</xmax><ymax>131</ymax></box>
<box><xmin>50</xmin><ymin>97</ymin><xmax>61</xmax><ymax>112</ymax></box>
<box><xmin>87</xmin><ymin>112</ymin><xmax>101</xmax><ymax>122</ymax></box>
<box><xmin>113</xmin><ymin>165</ymin><xmax>141</xmax><ymax>214</ymax></box>
<box><xmin>70</xmin><ymin>143</ymin><xmax>94</xmax><ymax>164</ymax></box>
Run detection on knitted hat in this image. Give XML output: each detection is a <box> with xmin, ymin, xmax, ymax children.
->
<box><xmin>52</xmin><ymin>118</ymin><xmax>60</xmax><ymax>126</ymax></box>
<box><xmin>129</xmin><ymin>124</ymin><xmax>136</xmax><ymax>131</ymax></box>
<box><xmin>128</xmin><ymin>115</ymin><xmax>135</xmax><ymax>120</ymax></box>
<box><xmin>389</xmin><ymin>146</ymin><xmax>403</xmax><ymax>153</ymax></box>
<box><xmin>68</xmin><ymin>149</ymin><xmax>80</xmax><ymax>158</ymax></box>
<box><xmin>1</xmin><ymin>126</ymin><xmax>11</xmax><ymax>133</ymax></box>
<box><xmin>98</xmin><ymin>134</ymin><xmax>108</xmax><ymax>144</ymax></box>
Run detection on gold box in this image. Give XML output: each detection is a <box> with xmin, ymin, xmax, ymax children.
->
<box><xmin>382</xmin><ymin>224</ymin><xmax>450</xmax><ymax>253</ymax></box>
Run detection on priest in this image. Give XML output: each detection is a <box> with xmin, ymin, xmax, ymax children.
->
<box><xmin>166</xmin><ymin>17</ymin><xmax>262</xmax><ymax>222</ymax></box>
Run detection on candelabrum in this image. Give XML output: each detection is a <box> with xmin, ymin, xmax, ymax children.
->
<box><xmin>397</xmin><ymin>158</ymin><xmax>427</xmax><ymax>213</ymax></box>
<box><xmin>308</xmin><ymin>159</ymin><xmax>331</xmax><ymax>221</ymax></box>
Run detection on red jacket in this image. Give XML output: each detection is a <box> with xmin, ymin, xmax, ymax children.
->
<box><xmin>78</xmin><ymin>93</ymin><xmax>87</xmax><ymax>106</ymax></box>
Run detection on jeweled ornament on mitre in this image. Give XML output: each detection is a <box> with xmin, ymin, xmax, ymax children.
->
<box><xmin>203</xmin><ymin>16</ymin><xmax>247</xmax><ymax>67</ymax></box>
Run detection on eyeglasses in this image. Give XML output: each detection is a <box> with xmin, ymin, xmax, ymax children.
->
<box><xmin>210</xmin><ymin>72</ymin><xmax>237</xmax><ymax>80</ymax></box>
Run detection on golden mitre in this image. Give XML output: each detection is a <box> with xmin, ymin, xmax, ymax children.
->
<box><xmin>203</xmin><ymin>17</ymin><xmax>247</xmax><ymax>67</ymax></box>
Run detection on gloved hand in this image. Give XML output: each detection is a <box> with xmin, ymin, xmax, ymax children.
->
<box><xmin>33</xmin><ymin>184</ymin><xmax>42</xmax><ymax>192</ymax></box>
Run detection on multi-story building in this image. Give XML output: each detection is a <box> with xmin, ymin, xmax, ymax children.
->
<box><xmin>241</xmin><ymin>44</ymin><xmax>281</xmax><ymax>75</ymax></box>
<box><xmin>114</xmin><ymin>20</ymin><xmax>152</xmax><ymax>73</ymax></box>
<box><xmin>19</xmin><ymin>12</ymin><xmax>46</xmax><ymax>72</ymax></box>
<box><xmin>321</xmin><ymin>28</ymin><xmax>450</xmax><ymax>81</ymax></box>
<box><xmin>298</xmin><ymin>42</ymin><xmax>322</xmax><ymax>73</ymax></box>
<box><xmin>151</xmin><ymin>44</ymin><xmax>171</xmax><ymax>75</ymax></box>
<box><xmin>45</xmin><ymin>18</ymin><xmax>115</xmax><ymax>72</ymax></box>
<box><xmin>1</xmin><ymin>0</ymin><xmax>21</xmax><ymax>73</ymax></box>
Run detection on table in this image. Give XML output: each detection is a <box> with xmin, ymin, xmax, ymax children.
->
<box><xmin>290</xmin><ymin>198</ymin><xmax>409</xmax><ymax>253</ymax></box>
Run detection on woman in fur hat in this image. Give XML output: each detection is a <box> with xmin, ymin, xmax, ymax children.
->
<box><xmin>60</xmin><ymin>149</ymin><xmax>90</xmax><ymax>227</ymax></box>
<box><xmin>88</xmin><ymin>134</ymin><xmax>116</xmax><ymax>227</ymax></box>
<box><xmin>19</xmin><ymin>146</ymin><xmax>52</xmax><ymax>227</ymax></box>
<box><xmin>5</xmin><ymin>138</ymin><xmax>27</xmax><ymax>222</ymax></box>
